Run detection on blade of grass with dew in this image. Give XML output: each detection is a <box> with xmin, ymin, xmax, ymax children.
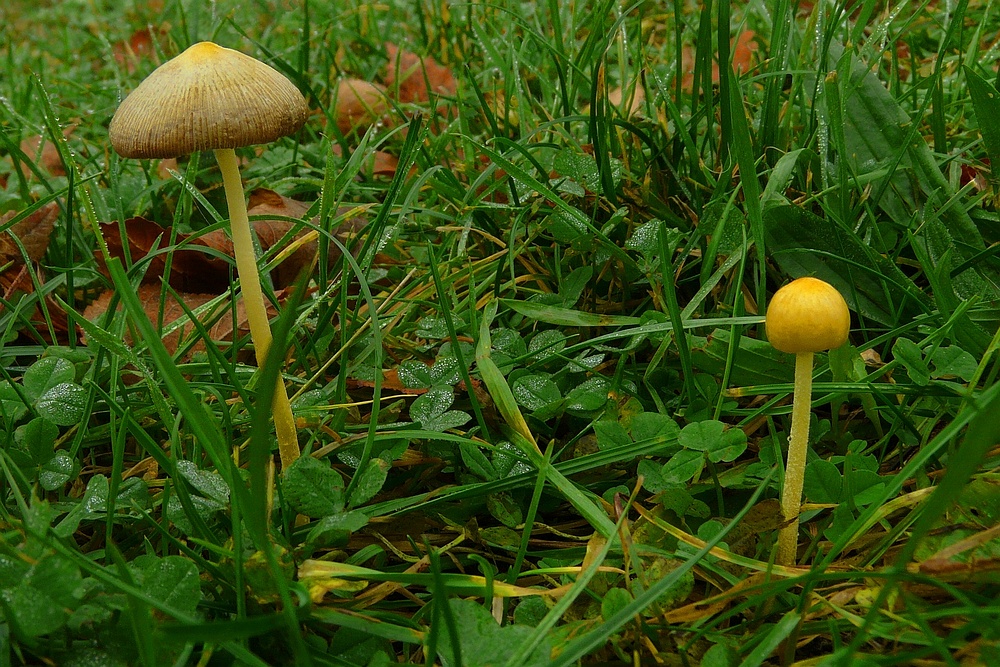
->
<box><xmin>425</xmin><ymin>242</ymin><xmax>492</xmax><ymax>440</ymax></box>
<box><xmin>363</xmin><ymin>428</ymin><xmax>679</xmax><ymax>520</ymax></box>
<box><xmin>502</xmin><ymin>299</ymin><xmax>641</xmax><ymax>326</ymax></box>
<box><xmin>502</xmin><ymin>492</ymin><xmax>635</xmax><ymax>667</ymax></box>
<box><xmin>964</xmin><ymin>66</ymin><xmax>1000</xmax><ymax>187</ymax></box>
<box><xmin>104</xmin><ymin>259</ymin><xmax>235</xmax><ymax>489</ymax></box>
<box><xmin>548</xmin><ymin>470</ymin><xmax>774</xmax><ymax>666</ymax></box>
<box><xmin>832</xmin><ymin>369</ymin><xmax>1000</xmax><ymax>661</ymax></box>
<box><xmin>476</xmin><ymin>300</ymin><xmax>617</xmax><ymax>537</ymax></box>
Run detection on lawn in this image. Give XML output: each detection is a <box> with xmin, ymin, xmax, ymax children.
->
<box><xmin>0</xmin><ymin>0</ymin><xmax>999</xmax><ymax>665</ymax></box>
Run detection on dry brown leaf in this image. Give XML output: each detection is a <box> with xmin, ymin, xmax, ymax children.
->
<box><xmin>112</xmin><ymin>27</ymin><xmax>166</xmax><ymax>74</ymax></box>
<box><xmin>384</xmin><ymin>43</ymin><xmax>457</xmax><ymax>105</ymax></box>
<box><xmin>19</xmin><ymin>124</ymin><xmax>77</xmax><ymax>177</ymax></box>
<box><xmin>0</xmin><ymin>201</ymin><xmax>67</xmax><ymax>342</ymax></box>
<box><xmin>680</xmin><ymin>30</ymin><xmax>759</xmax><ymax>92</ymax></box>
<box><xmin>101</xmin><ymin>190</ymin><xmax>369</xmax><ymax>292</ymax></box>
<box><xmin>0</xmin><ymin>201</ymin><xmax>60</xmax><ymax>265</ymax></box>
<box><xmin>332</xmin><ymin>78</ymin><xmax>390</xmax><ymax>136</ymax></box>
<box><xmin>100</xmin><ymin>216</ymin><xmax>233</xmax><ymax>293</ymax></box>
<box><xmin>81</xmin><ymin>284</ymin><xmax>270</xmax><ymax>358</ymax></box>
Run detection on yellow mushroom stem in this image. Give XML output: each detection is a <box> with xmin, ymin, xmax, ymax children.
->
<box><xmin>216</xmin><ymin>148</ymin><xmax>299</xmax><ymax>470</ymax></box>
<box><xmin>777</xmin><ymin>350</ymin><xmax>814</xmax><ymax>565</ymax></box>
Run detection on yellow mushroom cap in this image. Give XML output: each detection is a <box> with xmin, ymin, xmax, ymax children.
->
<box><xmin>109</xmin><ymin>41</ymin><xmax>308</xmax><ymax>159</ymax></box>
<box><xmin>765</xmin><ymin>277</ymin><xmax>851</xmax><ymax>354</ymax></box>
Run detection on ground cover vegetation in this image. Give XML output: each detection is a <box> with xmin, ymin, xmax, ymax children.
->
<box><xmin>1</xmin><ymin>0</ymin><xmax>999</xmax><ymax>664</ymax></box>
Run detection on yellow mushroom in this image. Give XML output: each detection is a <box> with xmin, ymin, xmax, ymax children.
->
<box><xmin>765</xmin><ymin>277</ymin><xmax>850</xmax><ymax>565</ymax></box>
<box><xmin>109</xmin><ymin>41</ymin><xmax>309</xmax><ymax>470</ymax></box>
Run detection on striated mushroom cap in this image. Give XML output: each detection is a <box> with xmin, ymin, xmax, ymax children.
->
<box><xmin>765</xmin><ymin>277</ymin><xmax>851</xmax><ymax>354</ymax></box>
<box><xmin>109</xmin><ymin>41</ymin><xmax>308</xmax><ymax>159</ymax></box>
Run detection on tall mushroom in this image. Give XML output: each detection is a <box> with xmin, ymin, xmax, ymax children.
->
<box><xmin>109</xmin><ymin>41</ymin><xmax>308</xmax><ymax>470</ymax></box>
<box><xmin>765</xmin><ymin>277</ymin><xmax>850</xmax><ymax>565</ymax></box>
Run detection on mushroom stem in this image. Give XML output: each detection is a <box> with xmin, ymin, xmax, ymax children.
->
<box><xmin>216</xmin><ymin>148</ymin><xmax>299</xmax><ymax>470</ymax></box>
<box><xmin>777</xmin><ymin>350</ymin><xmax>814</xmax><ymax>565</ymax></box>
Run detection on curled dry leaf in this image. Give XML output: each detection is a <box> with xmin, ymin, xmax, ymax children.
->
<box><xmin>112</xmin><ymin>27</ymin><xmax>166</xmax><ymax>74</ymax></box>
<box><xmin>19</xmin><ymin>123</ymin><xmax>77</xmax><ymax>177</ymax></box>
<box><xmin>680</xmin><ymin>30</ymin><xmax>758</xmax><ymax>92</ymax></box>
<box><xmin>100</xmin><ymin>189</ymin><xmax>370</xmax><ymax>292</ymax></box>
<box><xmin>608</xmin><ymin>84</ymin><xmax>645</xmax><ymax>117</ymax></box>
<box><xmin>332</xmin><ymin>78</ymin><xmax>390</xmax><ymax>136</ymax></box>
<box><xmin>0</xmin><ymin>201</ymin><xmax>68</xmax><ymax>341</ymax></box>
<box><xmin>384</xmin><ymin>43</ymin><xmax>457</xmax><ymax>104</ymax></box>
<box><xmin>81</xmin><ymin>284</ymin><xmax>272</xmax><ymax>359</ymax></box>
<box><xmin>331</xmin><ymin>144</ymin><xmax>414</xmax><ymax>179</ymax></box>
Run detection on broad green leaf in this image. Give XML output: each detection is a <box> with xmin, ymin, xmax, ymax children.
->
<box><xmin>678</xmin><ymin>421</ymin><xmax>746</xmax><ymax>461</ymax></box>
<box><xmin>348</xmin><ymin>458</ymin><xmax>390</xmax><ymax>508</ymax></box>
<box><xmin>486</xmin><ymin>491</ymin><xmax>523</xmax><ymax>528</ymax></box>
<box><xmin>35</xmin><ymin>382</ymin><xmax>87</xmax><ymax>427</ymax></box>
<box><xmin>644</xmin><ymin>557</ymin><xmax>695</xmax><ymax>609</ymax></box>
<box><xmin>929</xmin><ymin>346</ymin><xmax>977</xmax><ymax>382</ymax></box>
<box><xmin>307</xmin><ymin>511</ymin><xmax>369</xmax><ymax>547</ymax></box>
<box><xmin>0</xmin><ymin>551</ymin><xmax>81</xmax><ymax>638</ymax></box>
<box><xmin>511</xmin><ymin>374</ymin><xmax>561</xmax><ymax>411</ymax></box>
<box><xmin>283</xmin><ymin>456</ymin><xmax>345</xmax><ymax>518</ymax></box>
<box><xmin>503</xmin><ymin>299</ymin><xmax>641</xmax><ymax>327</ymax></box>
<box><xmin>492</xmin><ymin>441</ymin><xmax>532</xmax><ymax>478</ymax></box>
<box><xmin>661</xmin><ymin>449</ymin><xmax>704</xmax><ymax>485</ymax></box>
<box><xmin>23</xmin><ymin>357</ymin><xmax>75</xmax><ymax>401</ymax></box>
<box><xmin>176</xmin><ymin>460</ymin><xmax>230</xmax><ymax>504</ymax></box>
<box><xmin>417</xmin><ymin>315</ymin><xmax>461</xmax><ymax>339</ymax></box>
<box><xmin>601</xmin><ymin>587</ymin><xmax>633</xmax><ymax>621</ymax></box>
<box><xmin>397</xmin><ymin>360</ymin><xmax>433</xmax><ymax>388</ymax></box>
<box><xmin>0</xmin><ymin>382</ymin><xmax>29</xmax><ymax>424</ymax></box>
<box><xmin>966</xmin><ymin>67</ymin><xmax>1000</xmax><ymax>175</ymax></box>
<box><xmin>564</xmin><ymin>376</ymin><xmax>611</xmax><ymax>413</ymax></box>
<box><xmin>166</xmin><ymin>495</ymin><xmax>225</xmax><ymax>535</ymax></box>
<box><xmin>38</xmin><ymin>453</ymin><xmax>75</xmax><ymax>491</ymax></box>
<box><xmin>16</xmin><ymin>417</ymin><xmax>58</xmax><ymax>465</ymax></box>
<box><xmin>893</xmin><ymin>338</ymin><xmax>929</xmax><ymax>386</ymax></box>
<box><xmin>593</xmin><ymin>420</ymin><xmax>630</xmax><ymax>451</ymax></box>
<box><xmin>410</xmin><ymin>386</ymin><xmax>471</xmax><ymax>432</ymax></box>
<box><xmin>130</xmin><ymin>555</ymin><xmax>201</xmax><ymax>618</ymax></box>
<box><xmin>527</xmin><ymin>330</ymin><xmax>567</xmax><ymax>360</ymax></box>
<box><xmin>804</xmin><ymin>459</ymin><xmax>842</xmax><ymax>504</ymax></box>
<box><xmin>689</xmin><ymin>328</ymin><xmax>796</xmax><ymax>386</ymax></box>
<box><xmin>836</xmin><ymin>44</ymin><xmax>992</xmax><ymax>279</ymax></box>
<box><xmin>763</xmin><ymin>204</ymin><xmax>925</xmax><ymax>326</ymax></box>
<box><xmin>559</xmin><ymin>266</ymin><xmax>593</xmax><ymax>307</ymax></box>
<box><xmin>627</xmin><ymin>412</ymin><xmax>680</xmax><ymax>446</ymax></box>
<box><xmin>437</xmin><ymin>598</ymin><xmax>551</xmax><ymax>667</ymax></box>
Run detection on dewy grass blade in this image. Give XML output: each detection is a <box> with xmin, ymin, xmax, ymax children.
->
<box><xmin>476</xmin><ymin>301</ymin><xmax>617</xmax><ymax>537</ymax></box>
<box><xmin>106</xmin><ymin>258</ymin><xmax>234</xmax><ymax>489</ymax></box>
<box><xmin>550</xmin><ymin>472</ymin><xmax>775</xmax><ymax>666</ymax></box>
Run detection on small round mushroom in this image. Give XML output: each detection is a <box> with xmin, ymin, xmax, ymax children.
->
<box><xmin>109</xmin><ymin>41</ymin><xmax>309</xmax><ymax>470</ymax></box>
<box><xmin>765</xmin><ymin>277</ymin><xmax>850</xmax><ymax>565</ymax></box>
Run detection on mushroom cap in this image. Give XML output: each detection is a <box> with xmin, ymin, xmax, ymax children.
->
<box><xmin>109</xmin><ymin>41</ymin><xmax>308</xmax><ymax>159</ymax></box>
<box><xmin>765</xmin><ymin>277</ymin><xmax>851</xmax><ymax>354</ymax></box>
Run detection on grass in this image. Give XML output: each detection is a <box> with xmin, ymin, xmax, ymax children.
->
<box><xmin>1</xmin><ymin>0</ymin><xmax>1000</xmax><ymax>664</ymax></box>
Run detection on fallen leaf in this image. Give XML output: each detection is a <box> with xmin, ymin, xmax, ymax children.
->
<box><xmin>81</xmin><ymin>284</ymin><xmax>268</xmax><ymax>358</ymax></box>
<box><xmin>332</xmin><ymin>78</ymin><xmax>390</xmax><ymax>136</ymax></box>
<box><xmin>680</xmin><ymin>30</ymin><xmax>759</xmax><ymax>92</ymax></box>
<box><xmin>384</xmin><ymin>43</ymin><xmax>457</xmax><ymax>104</ymax></box>
<box><xmin>112</xmin><ymin>27</ymin><xmax>166</xmax><ymax>74</ymax></box>
<box><xmin>100</xmin><ymin>216</ymin><xmax>232</xmax><ymax>293</ymax></box>
<box><xmin>0</xmin><ymin>201</ymin><xmax>60</xmax><ymax>265</ymax></box>
<box><xmin>0</xmin><ymin>201</ymin><xmax>68</xmax><ymax>342</ymax></box>
<box><xmin>19</xmin><ymin>124</ymin><xmax>77</xmax><ymax>177</ymax></box>
<box><xmin>331</xmin><ymin>145</ymin><xmax>413</xmax><ymax>179</ymax></box>
<box><xmin>100</xmin><ymin>191</ymin><xmax>370</xmax><ymax>292</ymax></box>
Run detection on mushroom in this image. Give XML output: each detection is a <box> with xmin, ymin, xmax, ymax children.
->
<box><xmin>765</xmin><ymin>277</ymin><xmax>851</xmax><ymax>565</ymax></box>
<box><xmin>109</xmin><ymin>41</ymin><xmax>309</xmax><ymax>470</ymax></box>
